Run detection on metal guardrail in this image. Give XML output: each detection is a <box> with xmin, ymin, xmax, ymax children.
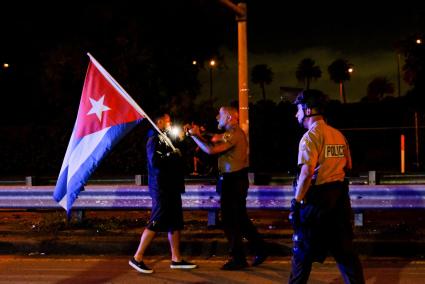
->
<box><xmin>1</xmin><ymin>184</ymin><xmax>425</xmax><ymax>226</ymax></box>
<box><xmin>1</xmin><ymin>184</ymin><xmax>425</xmax><ymax>209</ymax></box>
<box><xmin>2</xmin><ymin>170</ymin><xmax>424</xmax><ymax>224</ymax></box>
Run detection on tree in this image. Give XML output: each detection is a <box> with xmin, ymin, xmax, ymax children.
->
<box><xmin>251</xmin><ymin>64</ymin><xmax>273</xmax><ymax>101</ymax></box>
<box><xmin>328</xmin><ymin>59</ymin><xmax>353</xmax><ymax>103</ymax></box>
<box><xmin>395</xmin><ymin>35</ymin><xmax>425</xmax><ymax>86</ymax></box>
<box><xmin>295</xmin><ymin>58</ymin><xmax>322</xmax><ymax>90</ymax></box>
<box><xmin>396</xmin><ymin>34</ymin><xmax>425</xmax><ymax>108</ymax></box>
<box><xmin>362</xmin><ymin>77</ymin><xmax>395</xmax><ymax>102</ymax></box>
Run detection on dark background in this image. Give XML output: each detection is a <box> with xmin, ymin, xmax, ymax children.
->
<box><xmin>0</xmin><ymin>1</ymin><xmax>424</xmax><ymax>179</ymax></box>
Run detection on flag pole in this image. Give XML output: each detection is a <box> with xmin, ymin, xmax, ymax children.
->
<box><xmin>87</xmin><ymin>53</ymin><xmax>176</xmax><ymax>151</ymax></box>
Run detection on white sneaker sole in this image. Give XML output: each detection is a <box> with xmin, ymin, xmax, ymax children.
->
<box><xmin>129</xmin><ymin>260</ymin><xmax>154</xmax><ymax>274</ymax></box>
<box><xmin>170</xmin><ymin>265</ymin><xmax>198</xmax><ymax>269</ymax></box>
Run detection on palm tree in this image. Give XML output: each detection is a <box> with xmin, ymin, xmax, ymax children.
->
<box><xmin>295</xmin><ymin>58</ymin><xmax>322</xmax><ymax>90</ymax></box>
<box><xmin>251</xmin><ymin>64</ymin><xmax>273</xmax><ymax>101</ymax></box>
<box><xmin>363</xmin><ymin>77</ymin><xmax>395</xmax><ymax>102</ymax></box>
<box><xmin>328</xmin><ymin>59</ymin><xmax>353</xmax><ymax>103</ymax></box>
<box><xmin>395</xmin><ymin>34</ymin><xmax>425</xmax><ymax>108</ymax></box>
<box><xmin>395</xmin><ymin>35</ymin><xmax>425</xmax><ymax>88</ymax></box>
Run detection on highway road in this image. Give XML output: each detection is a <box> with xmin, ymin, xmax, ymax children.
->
<box><xmin>0</xmin><ymin>256</ymin><xmax>424</xmax><ymax>283</ymax></box>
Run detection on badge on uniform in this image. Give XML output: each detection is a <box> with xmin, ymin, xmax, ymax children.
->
<box><xmin>325</xmin><ymin>144</ymin><xmax>345</xmax><ymax>158</ymax></box>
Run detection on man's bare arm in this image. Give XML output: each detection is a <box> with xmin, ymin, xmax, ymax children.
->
<box><xmin>186</xmin><ymin>124</ymin><xmax>232</xmax><ymax>155</ymax></box>
<box><xmin>295</xmin><ymin>164</ymin><xmax>315</xmax><ymax>202</ymax></box>
<box><xmin>191</xmin><ymin>136</ymin><xmax>232</xmax><ymax>155</ymax></box>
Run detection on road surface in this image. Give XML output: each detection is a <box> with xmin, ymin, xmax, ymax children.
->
<box><xmin>0</xmin><ymin>256</ymin><xmax>424</xmax><ymax>283</ymax></box>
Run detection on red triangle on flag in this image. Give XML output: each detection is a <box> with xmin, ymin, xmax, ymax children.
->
<box><xmin>75</xmin><ymin>61</ymin><xmax>143</xmax><ymax>138</ymax></box>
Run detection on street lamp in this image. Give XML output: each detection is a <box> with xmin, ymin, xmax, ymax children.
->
<box><xmin>396</xmin><ymin>53</ymin><xmax>402</xmax><ymax>97</ymax></box>
<box><xmin>339</xmin><ymin>65</ymin><xmax>353</xmax><ymax>104</ymax></box>
<box><xmin>395</xmin><ymin>37</ymin><xmax>421</xmax><ymax>98</ymax></box>
<box><xmin>209</xmin><ymin>59</ymin><xmax>216</xmax><ymax>99</ymax></box>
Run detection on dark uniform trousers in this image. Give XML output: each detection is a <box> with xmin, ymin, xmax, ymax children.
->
<box><xmin>217</xmin><ymin>168</ymin><xmax>265</xmax><ymax>261</ymax></box>
<box><xmin>289</xmin><ymin>181</ymin><xmax>365</xmax><ymax>284</ymax></box>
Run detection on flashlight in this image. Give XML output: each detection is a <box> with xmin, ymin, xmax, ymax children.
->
<box><xmin>169</xmin><ymin>126</ymin><xmax>182</xmax><ymax>138</ymax></box>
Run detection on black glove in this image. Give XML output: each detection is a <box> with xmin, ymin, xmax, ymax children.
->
<box><xmin>288</xmin><ymin>198</ymin><xmax>302</xmax><ymax>228</ymax></box>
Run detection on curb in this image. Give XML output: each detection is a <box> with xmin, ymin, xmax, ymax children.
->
<box><xmin>1</xmin><ymin>235</ymin><xmax>425</xmax><ymax>258</ymax></box>
<box><xmin>0</xmin><ymin>237</ymin><xmax>292</xmax><ymax>257</ymax></box>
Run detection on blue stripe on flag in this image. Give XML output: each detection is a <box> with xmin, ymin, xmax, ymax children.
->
<box><xmin>53</xmin><ymin>120</ymin><xmax>141</xmax><ymax>215</ymax></box>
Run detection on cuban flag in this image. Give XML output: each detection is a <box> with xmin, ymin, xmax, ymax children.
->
<box><xmin>53</xmin><ymin>53</ymin><xmax>145</xmax><ymax>215</ymax></box>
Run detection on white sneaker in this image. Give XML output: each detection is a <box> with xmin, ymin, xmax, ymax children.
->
<box><xmin>170</xmin><ymin>260</ymin><xmax>198</xmax><ymax>269</ymax></box>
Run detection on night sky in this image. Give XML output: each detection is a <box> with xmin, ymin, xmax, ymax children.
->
<box><xmin>1</xmin><ymin>1</ymin><xmax>424</xmax><ymax>176</ymax></box>
<box><xmin>1</xmin><ymin>1</ymin><xmax>424</xmax><ymax>113</ymax></box>
<box><xmin>204</xmin><ymin>1</ymin><xmax>424</xmax><ymax>105</ymax></box>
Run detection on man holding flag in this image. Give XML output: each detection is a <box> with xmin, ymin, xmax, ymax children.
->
<box><xmin>129</xmin><ymin>112</ymin><xmax>197</xmax><ymax>273</ymax></box>
<box><xmin>54</xmin><ymin>53</ymin><xmax>196</xmax><ymax>274</ymax></box>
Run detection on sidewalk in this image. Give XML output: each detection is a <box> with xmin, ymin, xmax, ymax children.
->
<box><xmin>1</xmin><ymin>209</ymin><xmax>425</xmax><ymax>258</ymax></box>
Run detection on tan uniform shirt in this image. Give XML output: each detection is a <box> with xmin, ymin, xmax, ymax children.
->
<box><xmin>218</xmin><ymin>125</ymin><xmax>249</xmax><ymax>173</ymax></box>
<box><xmin>298</xmin><ymin>120</ymin><xmax>352</xmax><ymax>185</ymax></box>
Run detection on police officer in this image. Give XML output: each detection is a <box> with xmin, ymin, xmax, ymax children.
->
<box><xmin>289</xmin><ymin>90</ymin><xmax>365</xmax><ymax>284</ymax></box>
<box><xmin>186</xmin><ymin>106</ymin><xmax>267</xmax><ymax>270</ymax></box>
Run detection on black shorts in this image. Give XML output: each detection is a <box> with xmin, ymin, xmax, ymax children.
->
<box><xmin>147</xmin><ymin>191</ymin><xmax>184</xmax><ymax>232</ymax></box>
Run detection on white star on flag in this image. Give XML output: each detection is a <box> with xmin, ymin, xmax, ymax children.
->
<box><xmin>87</xmin><ymin>95</ymin><xmax>111</xmax><ymax>121</ymax></box>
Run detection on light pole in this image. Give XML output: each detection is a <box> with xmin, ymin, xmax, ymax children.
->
<box><xmin>218</xmin><ymin>0</ymin><xmax>249</xmax><ymax>138</ymax></box>
<box><xmin>415</xmin><ymin>37</ymin><xmax>422</xmax><ymax>169</ymax></box>
<box><xmin>339</xmin><ymin>66</ymin><xmax>353</xmax><ymax>104</ymax></box>
<box><xmin>396</xmin><ymin>53</ymin><xmax>402</xmax><ymax>97</ymax></box>
<box><xmin>209</xmin><ymin>59</ymin><xmax>216</xmax><ymax>99</ymax></box>
<box><xmin>396</xmin><ymin>37</ymin><xmax>422</xmax><ymax>98</ymax></box>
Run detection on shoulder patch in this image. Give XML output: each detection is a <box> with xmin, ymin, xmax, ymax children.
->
<box><xmin>300</xmin><ymin>137</ymin><xmax>310</xmax><ymax>151</ymax></box>
<box><xmin>325</xmin><ymin>144</ymin><xmax>345</xmax><ymax>158</ymax></box>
